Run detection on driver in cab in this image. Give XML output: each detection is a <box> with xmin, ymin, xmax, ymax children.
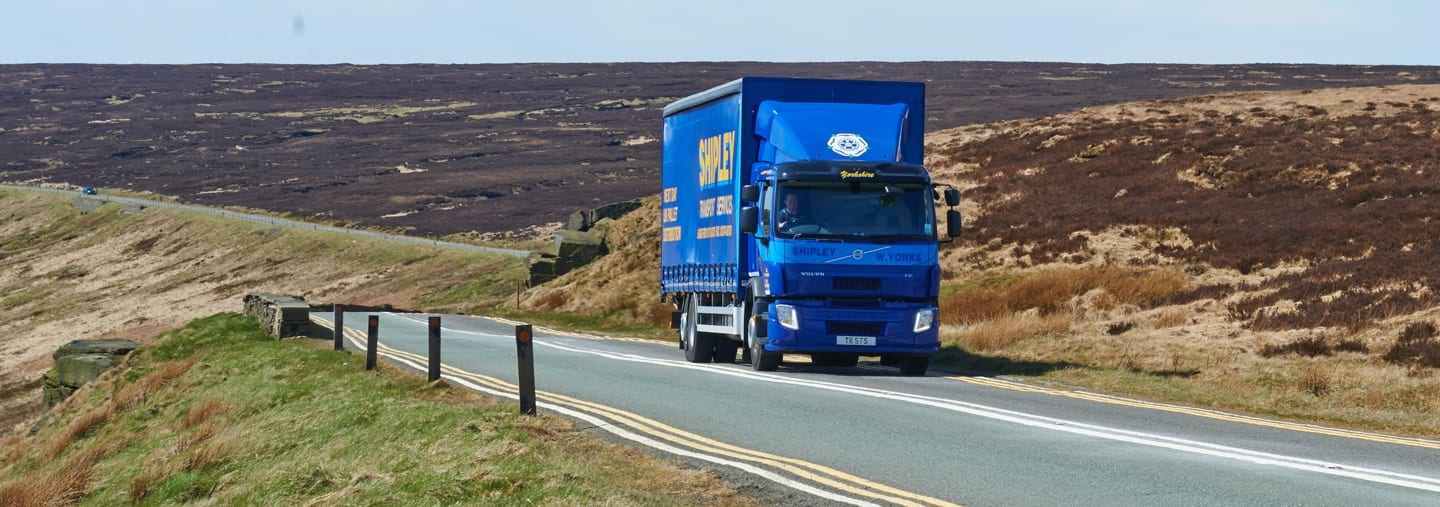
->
<box><xmin>777</xmin><ymin>192</ymin><xmax>812</xmax><ymax>232</ymax></box>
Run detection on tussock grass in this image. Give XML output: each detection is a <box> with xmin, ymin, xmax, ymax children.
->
<box><xmin>2</xmin><ymin>433</ymin><xmax>124</xmax><ymax>507</ymax></box>
<box><xmin>940</xmin><ymin>267</ymin><xmax>1188</xmax><ymax>325</ymax></box>
<box><xmin>949</xmin><ymin>312</ymin><xmax>1073</xmax><ymax>351</ymax></box>
<box><xmin>1</xmin><ymin>314</ymin><xmax>755</xmax><ymax>506</ymax></box>
<box><xmin>180</xmin><ymin>399</ymin><xmax>231</xmax><ymax>428</ymax></box>
<box><xmin>43</xmin><ymin>401</ymin><xmax>115</xmax><ymax>460</ymax></box>
<box><xmin>115</xmin><ymin>357</ymin><xmax>196</xmax><ymax>411</ymax></box>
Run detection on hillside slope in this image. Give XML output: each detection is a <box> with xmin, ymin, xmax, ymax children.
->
<box><xmin>0</xmin><ymin>191</ymin><xmax>525</xmax><ymax>432</ymax></box>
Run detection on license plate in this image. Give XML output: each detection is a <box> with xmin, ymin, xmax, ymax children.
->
<box><xmin>837</xmin><ymin>335</ymin><xmax>876</xmax><ymax>346</ymax></box>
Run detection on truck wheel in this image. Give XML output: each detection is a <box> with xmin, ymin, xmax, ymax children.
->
<box><xmin>682</xmin><ymin>299</ymin><xmax>713</xmax><ymax>363</ymax></box>
<box><xmin>713</xmin><ymin>338</ymin><xmax>739</xmax><ymax>363</ymax></box>
<box><xmin>898</xmin><ymin>356</ymin><xmax>929</xmax><ymax>376</ymax></box>
<box><xmin>748</xmin><ymin>317</ymin><xmax>779</xmax><ymax>371</ymax></box>
<box><xmin>751</xmin><ymin>346</ymin><xmax>780</xmax><ymax>371</ymax></box>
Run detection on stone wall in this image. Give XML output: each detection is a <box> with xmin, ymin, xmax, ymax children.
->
<box><xmin>527</xmin><ymin>198</ymin><xmax>641</xmax><ymax>286</ymax></box>
<box><xmin>243</xmin><ymin>292</ymin><xmax>312</xmax><ymax>338</ymax></box>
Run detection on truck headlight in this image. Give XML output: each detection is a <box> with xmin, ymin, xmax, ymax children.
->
<box><xmin>914</xmin><ymin>308</ymin><xmax>935</xmax><ymax>333</ymax></box>
<box><xmin>775</xmin><ymin>304</ymin><xmax>799</xmax><ymax>330</ymax></box>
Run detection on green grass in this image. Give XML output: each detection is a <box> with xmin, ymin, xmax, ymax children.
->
<box><xmin>0</xmin><ymin>314</ymin><xmax>753</xmax><ymax>506</ymax></box>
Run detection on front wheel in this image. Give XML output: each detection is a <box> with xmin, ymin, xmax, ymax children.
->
<box><xmin>748</xmin><ymin>316</ymin><xmax>779</xmax><ymax>372</ymax></box>
<box><xmin>898</xmin><ymin>356</ymin><xmax>929</xmax><ymax>376</ymax></box>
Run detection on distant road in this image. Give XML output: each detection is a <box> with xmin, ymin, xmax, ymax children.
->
<box><xmin>0</xmin><ymin>184</ymin><xmax>530</xmax><ymax>258</ymax></box>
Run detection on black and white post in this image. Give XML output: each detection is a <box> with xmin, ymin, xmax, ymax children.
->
<box><xmin>427</xmin><ymin>316</ymin><xmax>441</xmax><ymax>382</ymax></box>
<box><xmin>515</xmin><ymin>324</ymin><xmax>536</xmax><ymax>416</ymax></box>
<box><xmin>365</xmin><ymin>315</ymin><xmax>379</xmax><ymax>371</ymax></box>
<box><xmin>332</xmin><ymin>304</ymin><xmax>345</xmax><ymax>351</ymax></box>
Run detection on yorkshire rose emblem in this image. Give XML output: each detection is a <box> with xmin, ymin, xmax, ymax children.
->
<box><xmin>827</xmin><ymin>133</ymin><xmax>869</xmax><ymax>157</ymax></box>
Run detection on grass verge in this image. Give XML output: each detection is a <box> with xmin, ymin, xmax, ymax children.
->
<box><xmin>0</xmin><ymin>313</ymin><xmax>754</xmax><ymax>506</ymax></box>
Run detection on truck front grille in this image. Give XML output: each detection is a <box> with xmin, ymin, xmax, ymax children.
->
<box><xmin>827</xmin><ymin>321</ymin><xmax>885</xmax><ymax>336</ymax></box>
<box><xmin>833</xmin><ymin>277</ymin><xmax>881</xmax><ymax>291</ymax></box>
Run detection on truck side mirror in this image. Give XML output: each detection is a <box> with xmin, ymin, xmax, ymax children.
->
<box><xmin>741</xmin><ymin>185</ymin><xmax>760</xmax><ymax>203</ymax></box>
<box><xmin>944</xmin><ymin>188</ymin><xmax>960</xmax><ymax>207</ymax></box>
<box><xmin>740</xmin><ymin>206</ymin><xmax>759</xmax><ymax>234</ymax></box>
<box><xmin>946</xmin><ymin>210</ymin><xmax>963</xmax><ymax>238</ymax></box>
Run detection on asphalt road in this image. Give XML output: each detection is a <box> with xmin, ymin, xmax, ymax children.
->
<box><xmin>321</xmin><ymin>311</ymin><xmax>1440</xmax><ymax>507</ymax></box>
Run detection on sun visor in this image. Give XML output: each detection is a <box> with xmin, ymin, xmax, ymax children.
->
<box><xmin>754</xmin><ymin>101</ymin><xmax>909</xmax><ymax>164</ymax></box>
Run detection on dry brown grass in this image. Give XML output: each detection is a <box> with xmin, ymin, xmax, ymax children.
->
<box><xmin>128</xmin><ymin>468</ymin><xmax>165</xmax><ymax>503</ymax></box>
<box><xmin>0</xmin><ymin>434</ymin><xmax>22</xmax><ymax>468</ymax></box>
<box><xmin>114</xmin><ymin>357</ymin><xmax>197</xmax><ymax>411</ymax></box>
<box><xmin>1150</xmin><ymin>308</ymin><xmax>1190</xmax><ymax>329</ymax></box>
<box><xmin>1296</xmin><ymin>363</ymin><xmax>1334</xmax><ymax>397</ymax></box>
<box><xmin>1</xmin><ymin>434</ymin><xmax>118</xmax><ymax>507</ymax></box>
<box><xmin>184</xmin><ymin>439</ymin><xmax>234</xmax><ymax>472</ymax></box>
<box><xmin>181</xmin><ymin>399</ymin><xmax>232</xmax><ymax>429</ymax></box>
<box><xmin>942</xmin><ymin>267</ymin><xmax>1188</xmax><ymax>325</ymax></box>
<box><xmin>37</xmin><ymin>358</ymin><xmax>199</xmax><ymax>463</ymax></box>
<box><xmin>949</xmin><ymin>312</ymin><xmax>1074</xmax><ymax>351</ymax></box>
<box><xmin>43</xmin><ymin>401</ymin><xmax>115</xmax><ymax>460</ymax></box>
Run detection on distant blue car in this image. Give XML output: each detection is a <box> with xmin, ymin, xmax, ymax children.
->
<box><xmin>81</xmin><ymin>187</ymin><xmax>97</xmax><ymax>195</ymax></box>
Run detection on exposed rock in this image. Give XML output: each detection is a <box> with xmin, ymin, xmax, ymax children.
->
<box><xmin>555</xmin><ymin>229</ymin><xmax>605</xmax><ymax>263</ymax></box>
<box><xmin>527</xmin><ymin>200</ymin><xmax>639</xmax><ymax>284</ymax></box>
<box><xmin>594</xmin><ymin>199</ymin><xmax>642</xmax><ymax>223</ymax></box>
<box><xmin>564</xmin><ymin>198</ymin><xmax>643</xmax><ymax>232</ymax></box>
<box><xmin>42</xmin><ymin>339</ymin><xmax>138</xmax><ymax>406</ymax></box>
<box><xmin>527</xmin><ymin>253</ymin><xmax>560</xmax><ymax>286</ymax></box>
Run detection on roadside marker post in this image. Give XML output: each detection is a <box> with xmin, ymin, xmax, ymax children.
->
<box><xmin>516</xmin><ymin>324</ymin><xmax>536</xmax><ymax>416</ymax></box>
<box><xmin>366</xmin><ymin>315</ymin><xmax>379</xmax><ymax>371</ymax></box>
<box><xmin>428</xmin><ymin>317</ymin><xmax>442</xmax><ymax>382</ymax></box>
<box><xmin>333</xmin><ymin>304</ymin><xmax>345</xmax><ymax>351</ymax></box>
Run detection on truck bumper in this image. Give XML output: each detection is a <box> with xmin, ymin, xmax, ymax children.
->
<box><xmin>761</xmin><ymin>301</ymin><xmax>939</xmax><ymax>355</ymax></box>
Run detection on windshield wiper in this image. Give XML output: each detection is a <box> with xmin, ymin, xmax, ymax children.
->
<box><xmin>789</xmin><ymin>233</ymin><xmax>841</xmax><ymax>242</ymax></box>
<box><xmin>864</xmin><ymin>234</ymin><xmax>928</xmax><ymax>243</ymax></box>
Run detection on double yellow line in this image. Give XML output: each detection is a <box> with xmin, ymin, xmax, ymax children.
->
<box><xmin>316</xmin><ymin>316</ymin><xmax>960</xmax><ymax>507</ymax></box>
<box><xmin>952</xmin><ymin>376</ymin><xmax>1440</xmax><ymax>450</ymax></box>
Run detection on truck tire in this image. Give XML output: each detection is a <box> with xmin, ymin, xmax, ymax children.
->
<box><xmin>682</xmin><ymin>298</ymin><xmax>714</xmax><ymax>363</ymax></box>
<box><xmin>898</xmin><ymin>356</ymin><xmax>929</xmax><ymax>376</ymax></box>
<box><xmin>713</xmin><ymin>338</ymin><xmax>739</xmax><ymax>363</ymax></box>
<box><xmin>751</xmin><ymin>346</ymin><xmax>780</xmax><ymax>371</ymax></box>
<box><xmin>748</xmin><ymin>316</ymin><xmax>779</xmax><ymax>371</ymax></box>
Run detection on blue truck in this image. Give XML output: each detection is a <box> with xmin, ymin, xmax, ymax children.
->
<box><xmin>660</xmin><ymin>77</ymin><xmax>961</xmax><ymax>375</ymax></box>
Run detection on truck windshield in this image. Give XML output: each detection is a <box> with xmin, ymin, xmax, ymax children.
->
<box><xmin>775</xmin><ymin>182</ymin><xmax>935</xmax><ymax>241</ymax></box>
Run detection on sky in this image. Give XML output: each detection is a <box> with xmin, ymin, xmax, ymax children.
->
<box><xmin>2</xmin><ymin>0</ymin><xmax>1437</xmax><ymax>65</ymax></box>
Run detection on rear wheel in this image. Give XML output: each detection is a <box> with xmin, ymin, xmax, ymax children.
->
<box><xmin>713</xmin><ymin>338</ymin><xmax>739</xmax><ymax>363</ymax></box>
<box><xmin>681</xmin><ymin>298</ymin><xmax>713</xmax><ymax>363</ymax></box>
